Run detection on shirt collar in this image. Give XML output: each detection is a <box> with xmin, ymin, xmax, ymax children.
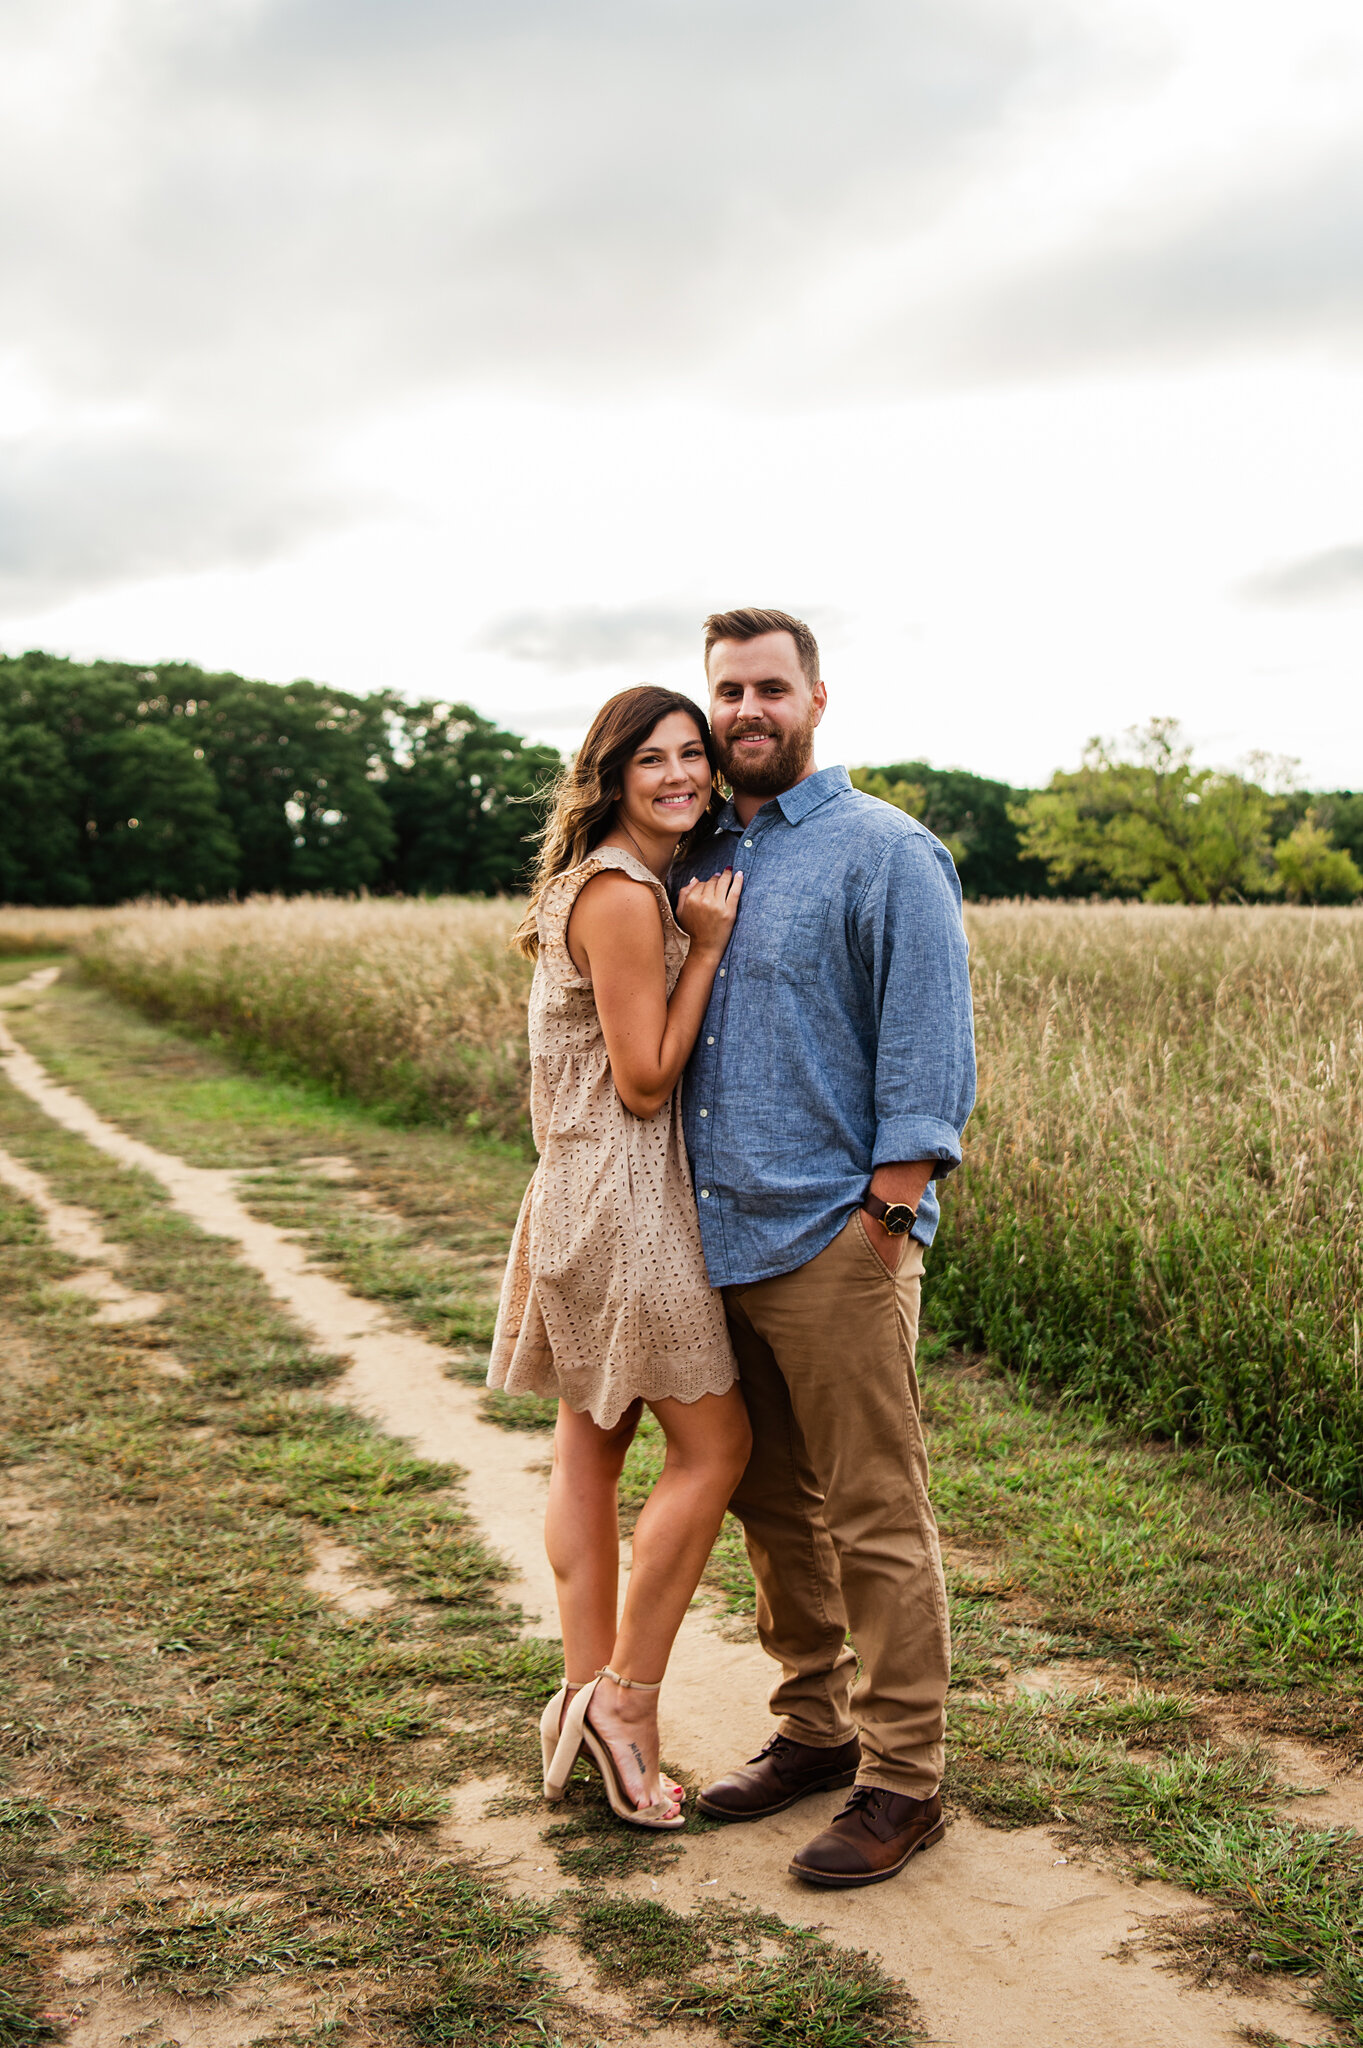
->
<box><xmin>713</xmin><ymin>764</ymin><xmax>852</xmax><ymax>835</ymax></box>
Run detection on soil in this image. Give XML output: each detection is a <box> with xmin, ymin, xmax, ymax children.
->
<box><xmin>302</xmin><ymin>1534</ymin><xmax>397</xmax><ymax>1617</ymax></box>
<box><xmin>0</xmin><ymin>1134</ymin><xmax>165</xmax><ymax>1324</ymax></box>
<box><xmin>0</xmin><ymin>968</ymin><xmax>1337</xmax><ymax>2048</ymax></box>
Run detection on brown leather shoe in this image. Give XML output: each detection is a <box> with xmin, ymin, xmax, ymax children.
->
<box><xmin>789</xmin><ymin>1785</ymin><xmax>944</xmax><ymax>1887</ymax></box>
<box><xmin>696</xmin><ymin>1732</ymin><xmax>861</xmax><ymax>1822</ymax></box>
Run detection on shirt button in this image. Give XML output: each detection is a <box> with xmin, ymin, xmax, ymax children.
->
<box><xmin>719</xmin><ymin>967</ymin><xmax>725</xmax><ymax>976</ymax></box>
<box><xmin>699</xmin><ymin>1107</ymin><xmax>708</xmax><ymax>1117</ymax></box>
<box><xmin>706</xmin><ymin>1036</ymin><xmax>715</xmax><ymax>1045</ymax></box>
<box><xmin>744</xmin><ymin>838</ymin><xmax>753</xmax><ymax>847</ymax></box>
<box><xmin>700</xmin><ymin>1188</ymin><xmax>710</xmax><ymax>1198</ymax></box>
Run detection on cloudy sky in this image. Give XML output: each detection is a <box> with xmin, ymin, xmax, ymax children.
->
<box><xmin>2</xmin><ymin>0</ymin><xmax>1361</xmax><ymax>787</ymax></box>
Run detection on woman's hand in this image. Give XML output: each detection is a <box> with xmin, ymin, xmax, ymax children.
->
<box><xmin>676</xmin><ymin>868</ymin><xmax>743</xmax><ymax>958</ymax></box>
<box><xmin>574</xmin><ymin>866</ymin><xmax>741</xmax><ymax>1118</ymax></box>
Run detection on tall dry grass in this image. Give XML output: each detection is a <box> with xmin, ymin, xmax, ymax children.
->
<box><xmin>936</xmin><ymin>903</ymin><xmax>1363</xmax><ymax>1509</ymax></box>
<box><xmin>0</xmin><ymin>905</ymin><xmax>131</xmax><ymax>954</ymax></box>
<box><xmin>78</xmin><ymin>896</ymin><xmax>533</xmax><ymax>1142</ymax></box>
<box><xmin>37</xmin><ymin>892</ymin><xmax>1363</xmax><ymax>1509</ymax></box>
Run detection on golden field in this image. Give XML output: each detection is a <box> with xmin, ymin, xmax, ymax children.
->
<box><xmin>4</xmin><ymin>893</ymin><xmax>1361</xmax><ymax>1506</ymax></box>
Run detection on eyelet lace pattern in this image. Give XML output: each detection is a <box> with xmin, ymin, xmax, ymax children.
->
<box><xmin>487</xmin><ymin>847</ymin><xmax>737</xmax><ymax>1428</ymax></box>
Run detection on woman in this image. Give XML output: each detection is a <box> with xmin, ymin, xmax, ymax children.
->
<box><xmin>488</xmin><ymin>685</ymin><xmax>750</xmax><ymax>1830</ymax></box>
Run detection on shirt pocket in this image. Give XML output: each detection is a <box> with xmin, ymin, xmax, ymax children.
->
<box><xmin>743</xmin><ymin>900</ymin><xmax>828</xmax><ymax>986</ymax></box>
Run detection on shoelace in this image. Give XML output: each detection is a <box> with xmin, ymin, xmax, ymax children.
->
<box><xmin>738</xmin><ymin>1733</ymin><xmax>808</xmax><ymax>1776</ymax></box>
<box><xmin>835</xmin><ymin>1784</ymin><xmax>904</xmax><ymax>1837</ymax></box>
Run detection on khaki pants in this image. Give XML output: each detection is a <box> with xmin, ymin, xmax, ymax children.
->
<box><xmin>723</xmin><ymin>1212</ymin><xmax>950</xmax><ymax>1799</ymax></box>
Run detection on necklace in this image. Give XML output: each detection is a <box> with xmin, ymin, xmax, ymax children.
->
<box><xmin>616</xmin><ymin>820</ymin><xmax>659</xmax><ymax>875</ymax></box>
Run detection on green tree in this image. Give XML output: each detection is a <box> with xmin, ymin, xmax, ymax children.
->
<box><xmin>1273</xmin><ymin>811</ymin><xmax>1363</xmax><ymax>904</ymax></box>
<box><xmin>1310</xmin><ymin>791</ymin><xmax>1363</xmax><ymax>874</ymax></box>
<box><xmin>0</xmin><ymin>706</ymin><xmax>87</xmax><ymax>904</ymax></box>
<box><xmin>82</xmin><ymin>725</ymin><xmax>240</xmax><ymax>902</ymax></box>
<box><xmin>380</xmin><ymin>702</ymin><xmax>560</xmax><ymax>894</ymax></box>
<box><xmin>0</xmin><ymin>651</ymin><xmax>243</xmax><ymax>903</ymax></box>
<box><xmin>851</xmin><ymin>769</ymin><xmax>968</xmax><ymax>868</ymax></box>
<box><xmin>850</xmin><ymin>770</ymin><xmax>927</xmax><ymax>816</ymax></box>
<box><xmin>851</xmin><ymin>760</ymin><xmax>1051</xmax><ymax>897</ymax></box>
<box><xmin>141</xmin><ymin>670</ymin><xmax>396</xmax><ymax>894</ymax></box>
<box><xmin>1011</xmin><ymin>719</ymin><xmax>1279</xmax><ymax>907</ymax></box>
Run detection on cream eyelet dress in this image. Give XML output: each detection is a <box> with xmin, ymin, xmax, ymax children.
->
<box><xmin>488</xmin><ymin>846</ymin><xmax>737</xmax><ymax>1427</ymax></box>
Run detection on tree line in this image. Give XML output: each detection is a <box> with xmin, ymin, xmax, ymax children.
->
<box><xmin>2</xmin><ymin>652</ymin><xmax>1359</xmax><ymax>905</ymax></box>
<box><xmin>0</xmin><ymin>651</ymin><xmax>560</xmax><ymax>905</ymax></box>
<box><xmin>859</xmin><ymin>718</ymin><xmax>1362</xmax><ymax>905</ymax></box>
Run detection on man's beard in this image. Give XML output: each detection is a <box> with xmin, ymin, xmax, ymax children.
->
<box><xmin>716</xmin><ymin>713</ymin><xmax>817</xmax><ymax>797</ymax></box>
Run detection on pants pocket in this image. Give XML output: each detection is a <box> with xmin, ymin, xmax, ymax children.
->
<box><xmin>852</xmin><ymin>1207</ymin><xmax>903</xmax><ymax>1276</ymax></box>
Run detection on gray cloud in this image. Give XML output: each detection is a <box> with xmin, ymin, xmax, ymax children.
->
<box><xmin>0</xmin><ymin>426</ymin><xmax>357</xmax><ymax>609</ymax></box>
<box><xmin>11</xmin><ymin>0</ymin><xmax>1361</xmax><ymax>623</ymax></box>
<box><xmin>904</xmin><ymin>141</ymin><xmax>1363</xmax><ymax>382</ymax></box>
<box><xmin>475</xmin><ymin>603</ymin><xmax>704</xmax><ymax>670</ymax></box>
<box><xmin>0</xmin><ymin>0</ymin><xmax>1090</xmax><ymax>610</ymax></box>
<box><xmin>3</xmin><ymin>0</ymin><xmax>1065</xmax><ymax>412</ymax></box>
<box><xmin>1237</xmin><ymin>541</ymin><xmax>1363</xmax><ymax>607</ymax></box>
<box><xmin>476</xmin><ymin>599</ymin><xmax>848</xmax><ymax>671</ymax></box>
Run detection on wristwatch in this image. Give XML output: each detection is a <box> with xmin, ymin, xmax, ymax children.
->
<box><xmin>862</xmin><ymin>1192</ymin><xmax>918</xmax><ymax>1237</ymax></box>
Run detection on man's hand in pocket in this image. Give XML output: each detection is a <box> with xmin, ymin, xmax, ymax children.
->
<box><xmin>861</xmin><ymin>1210</ymin><xmax>904</xmax><ymax>1271</ymax></box>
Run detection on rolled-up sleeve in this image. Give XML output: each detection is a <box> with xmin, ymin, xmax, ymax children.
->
<box><xmin>856</xmin><ymin>831</ymin><xmax>976</xmax><ymax>1174</ymax></box>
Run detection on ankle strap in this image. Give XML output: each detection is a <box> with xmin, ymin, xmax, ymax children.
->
<box><xmin>597</xmin><ymin>1664</ymin><xmax>663</xmax><ymax>1692</ymax></box>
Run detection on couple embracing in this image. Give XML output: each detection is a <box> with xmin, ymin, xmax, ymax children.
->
<box><xmin>488</xmin><ymin>607</ymin><xmax>976</xmax><ymax>1889</ymax></box>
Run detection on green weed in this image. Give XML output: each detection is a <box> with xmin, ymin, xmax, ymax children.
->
<box><xmin>573</xmin><ymin>1893</ymin><xmax>713</xmax><ymax>1982</ymax></box>
<box><xmin>573</xmin><ymin>1895</ymin><xmax>923</xmax><ymax>2047</ymax></box>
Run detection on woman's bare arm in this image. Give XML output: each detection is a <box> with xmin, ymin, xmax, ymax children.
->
<box><xmin>568</xmin><ymin>868</ymin><xmax>741</xmax><ymax>1117</ymax></box>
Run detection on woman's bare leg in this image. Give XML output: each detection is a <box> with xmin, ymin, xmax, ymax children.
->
<box><xmin>587</xmin><ymin>1386</ymin><xmax>752</xmax><ymax>1812</ymax></box>
<box><xmin>545</xmin><ymin>1399</ymin><xmax>641</xmax><ymax>1690</ymax></box>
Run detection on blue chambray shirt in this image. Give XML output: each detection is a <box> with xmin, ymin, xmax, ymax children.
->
<box><xmin>675</xmin><ymin>765</ymin><xmax>976</xmax><ymax>1288</ymax></box>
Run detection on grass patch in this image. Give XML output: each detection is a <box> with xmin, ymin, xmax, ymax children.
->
<box><xmin>573</xmin><ymin>1892</ymin><xmax>712</xmax><ymax>1981</ymax></box>
<box><xmin>661</xmin><ymin>1941</ymin><xmax>920</xmax><ymax>2048</ymax></box>
<box><xmin>573</xmin><ymin>1894</ymin><xmax>923</xmax><ymax>2045</ymax></box>
<box><xmin>925</xmin><ymin>1363</ymin><xmax>1363</xmax><ymax>1715</ymax></box>
<box><xmin>0</xmin><ymin>958</ymin><xmax>65</xmax><ymax>988</ymax></box>
<box><xmin>574</xmin><ymin>1897</ymin><xmax>922</xmax><ymax>2046</ymax></box>
<box><xmin>478</xmin><ymin>1388</ymin><xmax>558</xmax><ymax>1431</ymax></box>
<box><xmin>948</xmin><ymin>1689</ymin><xmax>1363</xmax><ymax>2035</ymax></box>
<box><xmin>542</xmin><ymin>1795</ymin><xmax>686</xmax><ymax>1884</ymax></box>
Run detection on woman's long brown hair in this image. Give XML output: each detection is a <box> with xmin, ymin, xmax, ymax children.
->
<box><xmin>512</xmin><ymin>686</ymin><xmax>721</xmax><ymax>959</ymax></box>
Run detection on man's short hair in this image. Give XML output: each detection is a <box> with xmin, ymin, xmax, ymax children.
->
<box><xmin>703</xmin><ymin>607</ymin><xmax>821</xmax><ymax>688</ymax></box>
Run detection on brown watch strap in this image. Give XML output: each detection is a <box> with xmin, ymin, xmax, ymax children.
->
<box><xmin>862</xmin><ymin>1193</ymin><xmax>918</xmax><ymax>1234</ymax></box>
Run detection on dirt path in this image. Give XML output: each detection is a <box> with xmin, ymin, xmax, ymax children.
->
<box><xmin>0</xmin><ymin>971</ymin><xmax>1329</xmax><ymax>2048</ymax></box>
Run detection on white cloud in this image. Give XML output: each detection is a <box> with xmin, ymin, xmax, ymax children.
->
<box><xmin>475</xmin><ymin>603</ymin><xmax>705</xmax><ymax>670</ymax></box>
<box><xmin>1238</xmin><ymin>541</ymin><xmax>1363</xmax><ymax>606</ymax></box>
<box><xmin>916</xmin><ymin>143</ymin><xmax>1363</xmax><ymax>383</ymax></box>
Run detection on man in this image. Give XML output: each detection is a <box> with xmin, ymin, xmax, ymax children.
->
<box><xmin>678</xmin><ymin>606</ymin><xmax>975</xmax><ymax>1888</ymax></box>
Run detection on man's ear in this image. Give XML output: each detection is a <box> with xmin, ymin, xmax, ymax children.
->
<box><xmin>811</xmin><ymin>678</ymin><xmax>828</xmax><ymax>727</ymax></box>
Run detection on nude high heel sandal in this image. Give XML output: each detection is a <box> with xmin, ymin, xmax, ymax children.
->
<box><xmin>551</xmin><ymin>1668</ymin><xmax>684</xmax><ymax>1829</ymax></box>
<box><xmin>541</xmin><ymin>1682</ymin><xmax>587</xmax><ymax>1801</ymax></box>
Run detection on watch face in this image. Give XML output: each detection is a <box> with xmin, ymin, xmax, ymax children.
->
<box><xmin>882</xmin><ymin>1204</ymin><xmax>916</xmax><ymax>1235</ymax></box>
